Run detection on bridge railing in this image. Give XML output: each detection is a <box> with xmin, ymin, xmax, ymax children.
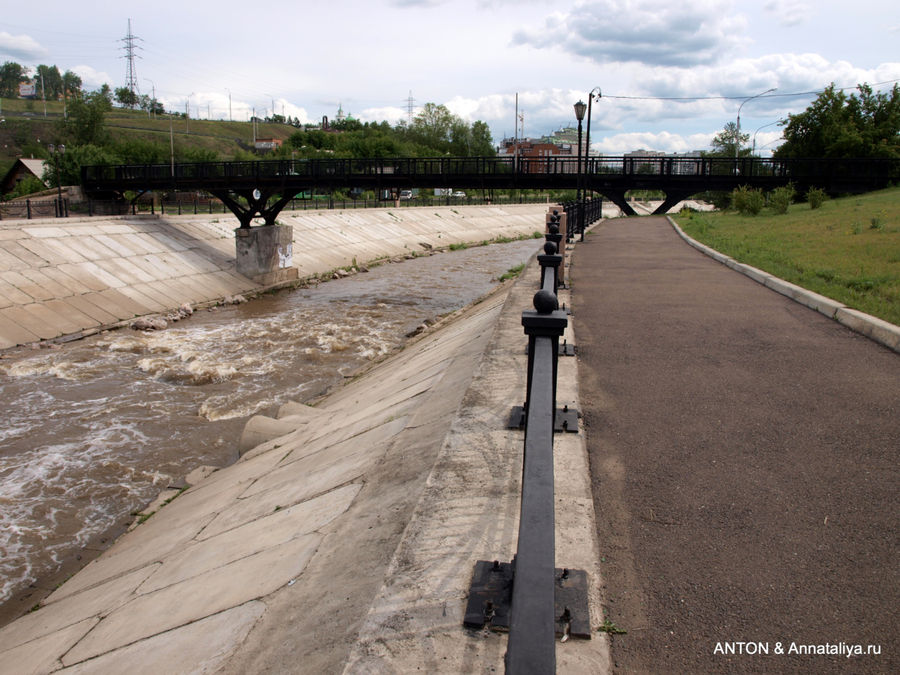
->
<box><xmin>82</xmin><ymin>155</ymin><xmax>900</xmax><ymax>197</ymax></box>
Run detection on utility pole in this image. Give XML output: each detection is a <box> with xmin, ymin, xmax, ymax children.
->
<box><xmin>405</xmin><ymin>90</ymin><xmax>415</xmax><ymax>124</ymax></box>
<box><xmin>40</xmin><ymin>68</ymin><xmax>47</xmax><ymax>117</ymax></box>
<box><xmin>226</xmin><ymin>88</ymin><xmax>232</xmax><ymax>122</ymax></box>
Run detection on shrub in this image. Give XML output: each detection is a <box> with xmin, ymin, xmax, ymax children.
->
<box><xmin>731</xmin><ymin>185</ymin><xmax>764</xmax><ymax>215</ymax></box>
<box><xmin>769</xmin><ymin>184</ymin><xmax>796</xmax><ymax>215</ymax></box>
<box><xmin>807</xmin><ymin>187</ymin><xmax>827</xmax><ymax>209</ymax></box>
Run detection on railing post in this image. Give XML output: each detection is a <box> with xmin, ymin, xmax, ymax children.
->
<box><xmin>507</xmin><ymin>288</ymin><xmax>567</xmax><ymax>674</ymax></box>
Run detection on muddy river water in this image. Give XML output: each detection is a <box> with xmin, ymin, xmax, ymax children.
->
<box><xmin>0</xmin><ymin>238</ymin><xmax>541</xmax><ymax>611</ymax></box>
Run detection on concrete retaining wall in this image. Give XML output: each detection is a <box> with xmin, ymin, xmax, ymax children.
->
<box><xmin>0</xmin><ymin>204</ymin><xmax>547</xmax><ymax>350</ymax></box>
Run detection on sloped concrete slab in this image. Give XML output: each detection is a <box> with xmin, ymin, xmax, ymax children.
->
<box><xmin>198</xmin><ymin>480</ymin><xmax>360</xmax><ymax>543</ymax></box>
<box><xmin>62</xmin><ymin>535</ymin><xmax>321</xmax><ymax>664</ymax></box>
<box><xmin>1</xmin><ymin>304</ymin><xmax>61</xmax><ymax>339</ymax></box>
<box><xmin>0</xmin><ymin>313</ymin><xmax>40</xmax><ymax>348</ymax></box>
<box><xmin>146</xmin><ymin>484</ymin><xmax>360</xmax><ymax>589</ymax></box>
<box><xmin>0</xmin><ymin>617</ymin><xmax>97</xmax><ymax>675</ymax></box>
<box><xmin>1</xmin><ymin>270</ymin><xmax>53</xmax><ymax>301</ymax></box>
<box><xmin>0</xmin><ymin>566</ymin><xmax>158</xmax><ymax>653</ymax></box>
<box><xmin>0</xmin><ymin>278</ymin><xmax>33</xmax><ymax>306</ymax></box>
<box><xmin>64</xmin><ymin>294</ymin><xmax>122</xmax><ymax>326</ymax></box>
<box><xmin>57</xmin><ymin>603</ymin><xmax>266</xmax><ymax>675</ymax></box>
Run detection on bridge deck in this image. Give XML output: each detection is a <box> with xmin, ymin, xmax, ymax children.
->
<box><xmin>82</xmin><ymin>156</ymin><xmax>898</xmax><ymax>222</ymax></box>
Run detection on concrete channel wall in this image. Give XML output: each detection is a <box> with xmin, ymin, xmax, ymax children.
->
<box><xmin>0</xmin><ymin>204</ymin><xmax>548</xmax><ymax>350</ymax></box>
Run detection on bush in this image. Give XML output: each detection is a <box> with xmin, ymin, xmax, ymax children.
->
<box><xmin>731</xmin><ymin>185</ymin><xmax>764</xmax><ymax>215</ymax></box>
<box><xmin>769</xmin><ymin>184</ymin><xmax>796</xmax><ymax>215</ymax></box>
<box><xmin>807</xmin><ymin>187</ymin><xmax>827</xmax><ymax>209</ymax></box>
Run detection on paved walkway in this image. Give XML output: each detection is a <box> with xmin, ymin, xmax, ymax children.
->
<box><xmin>571</xmin><ymin>216</ymin><xmax>899</xmax><ymax>674</ymax></box>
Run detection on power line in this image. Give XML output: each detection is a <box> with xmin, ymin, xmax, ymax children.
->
<box><xmin>602</xmin><ymin>79</ymin><xmax>900</xmax><ymax>102</ymax></box>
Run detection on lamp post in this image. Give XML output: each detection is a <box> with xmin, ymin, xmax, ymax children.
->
<box><xmin>752</xmin><ymin>120</ymin><xmax>781</xmax><ymax>156</ymax></box>
<box><xmin>736</xmin><ymin>88</ymin><xmax>776</xmax><ymax>159</ymax></box>
<box><xmin>144</xmin><ymin>79</ymin><xmax>156</xmax><ymax>118</ymax></box>
<box><xmin>573</xmin><ymin>100</ymin><xmax>586</xmax><ymax>243</ymax></box>
<box><xmin>47</xmin><ymin>143</ymin><xmax>65</xmax><ymax>217</ymax></box>
<box><xmin>582</xmin><ymin>87</ymin><xmax>601</xmax><ymax>240</ymax></box>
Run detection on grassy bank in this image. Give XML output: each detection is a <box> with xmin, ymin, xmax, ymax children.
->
<box><xmin>674</xmin><ymin>187</ymin><xmax>900</xmax><ymax>326</ymax></box>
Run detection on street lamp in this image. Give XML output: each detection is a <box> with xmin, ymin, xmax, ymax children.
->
<box><xmin>752</xmin><ymin>120</ymin><xmax>781</xmax><ymax>156</ymax></box>
<box><xmin>736</xmin><ymin>88</ymin><xmax>776</xmax><ymax>159</ymax></box>
<box><xmin>582</xmin><ymin>87</ymin><xmax>601</xmax><ymax>240</ymax></box>
<box><xmin>47</xmin><ymin>143</ymin><xmax>65</xmax><ymax>217</ymax></box>
<box><xmin>144</xmin><ymin>78</ymin><xmax>156</xmax><ymax>118</ymax></box>
<box><xmin>573</xmin><ymin>100</ymin><xmax>586</xmax><ymax>243</ymax></box>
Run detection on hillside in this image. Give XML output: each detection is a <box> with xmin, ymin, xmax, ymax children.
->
<box><xmin>0</xmin><ymin>98</ymin><xmax>296</xmax><ymax>177</ymax></box>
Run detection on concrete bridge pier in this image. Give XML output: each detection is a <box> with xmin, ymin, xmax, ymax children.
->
<box><xmin>234</xmin><ymin>224</ymin><xmax>299</xmax><ymax>285</ymax></box>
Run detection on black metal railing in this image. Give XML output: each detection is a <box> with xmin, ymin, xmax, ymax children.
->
<box><xmin>507</xmin><ymin>222</ymin><xmax>569</xmax><ymax>673</ymax></box>
<box><xmin>464</xmin><ymin>212</ymin><xmax>589</xmax><ymax>673</ymax></box>
<box><xmin>561</xmin><ymin>197</ymin><xmax>604</xmax><ymax>241</ymax></box>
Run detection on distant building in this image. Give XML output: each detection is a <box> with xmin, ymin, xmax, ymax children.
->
<box><xmin>1</xmin><ymin>158</ymin><xmax>49</xmax><ymax>196</ymax></box>
<box><xmin>254</xmin><ymin>138</ymin><xmax>283</xmax><ymax>152</ymax></box>
<box><xmin>498</xmin><ymin>138</ymin><xmax>576</xmax><ymax>173</ymax></box>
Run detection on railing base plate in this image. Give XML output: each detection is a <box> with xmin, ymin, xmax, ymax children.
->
<box><xmin>507</xmin><ymin>406</ymin><xmax>579</xmax><ymax>432</ymax></box>
<box><xmin>464</xmin><ymin>560</ymin><xmax>591</xmax><ymax>639</ymax></box>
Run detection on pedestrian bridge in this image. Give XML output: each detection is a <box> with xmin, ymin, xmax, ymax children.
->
<box><xmin>82</xmin><ymin>155</ymin><xmax>898</xmax><ymax>225</ymax></box>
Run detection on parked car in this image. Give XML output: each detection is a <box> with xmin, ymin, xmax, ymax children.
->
<box><xmin>399</xmin><ymin>190</ymin><xmax>414</xmax><ymax>200</ymax></box>
<box><xmin>451</xmin><ymin>191</ymin><xmax>466</xmax><ymax>198</ymax></box>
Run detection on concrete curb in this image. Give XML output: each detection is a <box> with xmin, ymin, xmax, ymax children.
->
<box><xmin>667</xmin><ymin>216</ymin><xmax>900</xmax><ymax>354</ymax></box>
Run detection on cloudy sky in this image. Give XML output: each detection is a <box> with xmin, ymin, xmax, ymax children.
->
<box><xmin>2</xmin><ymin>0</ymin><xmax>899</xmax><ymax>155</ymax></box>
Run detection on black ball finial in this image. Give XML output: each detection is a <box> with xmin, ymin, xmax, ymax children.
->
<box><xmin>533</xmin><ymin>289</ymin><xmax>558</xmax><ymax>314</ymax></box>
<box><xmin>543</xmin><ymin>241</ymin><xmax>557</xmax><ymax>255</ymax></box>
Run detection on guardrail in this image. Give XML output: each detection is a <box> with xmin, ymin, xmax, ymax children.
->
<box><xmin>465</xmin><ymin>213</ymin><xmax>590</xmax><ymax>673</ymax></box>
<box><xmin>561</xmin><ymin>198</ymin><xmax>604</xmax><ymax>241</ymax></box>
<box><xmin>0</xmin><ymin>198</ymin><xmax>68</xmax><ymax>220</ymax></box>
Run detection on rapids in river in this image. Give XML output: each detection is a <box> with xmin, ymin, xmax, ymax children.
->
<box><xmin>0</xmin><ymin>238</ymin><xmax>541</xmax><ymax>612</ymax></box>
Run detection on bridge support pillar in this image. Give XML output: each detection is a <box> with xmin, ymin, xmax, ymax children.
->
<box><xmin>601</xmin><ymin>191</ymin><xmax>637</xmax><ymax>216</ymax></box>
<box><xmin>235</xmin><ymin>224</ymin><xmax>299</xmax><ymax>285</ymax></box>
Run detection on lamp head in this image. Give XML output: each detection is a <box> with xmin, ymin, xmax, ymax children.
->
<box><xmin>573</xmin><ymin>100</ymin><xmax>586</xmax><ymax>122</ymax></box>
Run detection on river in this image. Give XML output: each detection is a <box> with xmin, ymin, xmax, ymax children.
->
<box><xmin>0</xmin><ymin>238</ymin><xmax>541</xmax><ymax>616</ymax></box>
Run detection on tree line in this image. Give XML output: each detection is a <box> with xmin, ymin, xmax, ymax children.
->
<box><xmin>0</xmin><ymin>61</ymin><xmax>82</xmax><ymax>100</ymax></box>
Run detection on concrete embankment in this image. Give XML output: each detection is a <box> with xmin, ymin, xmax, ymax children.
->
<box><xmin>0</xmin><ymin>238</ymin><xmax>610</xmax><ymax>673</ymax></box>
<box><xmin>0</xmin><ymin>204</ymin><xmax>547</xmax><ymax>350</ymax></box>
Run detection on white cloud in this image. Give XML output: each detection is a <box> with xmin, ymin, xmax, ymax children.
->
<box><xmin>513</xmin><ymin>0</ymin><xmax>749</xmax><ymax>67</ymax></box>
<box><xmin>763</xmin><ymin>0</ymin><xmax>813</xmax><ymax>27</ymax></box>
<box><xmin>71</xmin><ymin>65</ymin><xmax>112</xmax><ymax>90</ymax></box>
<box><xmin>591</xmin><ymin>130</ymin><xmax>714</xmax><ymax>155</ymax></box>
<box><xmin>0</xmin><ymin>31</ymin><xmax>48</xmax><ymax>61</ymax></box>
<box><xmin>358</xmin><ymin>106</ymin><xmax>407</xmax><ymax>125</ymax></box>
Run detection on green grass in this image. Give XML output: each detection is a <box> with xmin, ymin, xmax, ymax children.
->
<box><xmin>498</xmin><ymin>263</ymin><xmax>526</xmax><ymax>281</ymax></box>
<box><xmin>675</xmin><ymin>187</ymin><xmax>900</xmax><ymax>326</ymax></box>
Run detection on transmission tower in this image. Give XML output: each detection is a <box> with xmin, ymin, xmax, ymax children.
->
<box><xmin>119</xmin><ymin>19</ymin><xmax>142</xmax><ymax>106</ymax></box>
<box><xmin>405</xmin><ymin>90</ymin><xmax>416</xmax><ymax>124</ymax></box>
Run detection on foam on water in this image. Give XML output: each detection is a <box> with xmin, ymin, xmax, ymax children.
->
<box><xmin>0</xmin><ymin>238</ymin><xmax>543</xmax><ymax>611</ymax></box>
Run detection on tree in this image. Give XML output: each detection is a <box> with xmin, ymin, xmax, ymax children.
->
<box><xmin>115</xmin><ymin>86</ymin><xmax>139</xmax><ymax>108</ymax></box>
<box><xmin>35</xmin><ymin>65</ymin><xmax>63</xmax><ymax>99</ymax></box>
<box><xmin>706</xmin><ymin>121</ymin><xmax>750</xmax><ymax>158</ymax></box>
<box><xmin>65</xmin><ymin>90</ymin><xmax>112</xmax><ymax>145</ymax></box>
<box><xmin>0</xmin><ymin>61</ymin><xmax>28</xmax><ymax>97</ymax></box>
<box><xmin>42</xmin><ymin>144</ymin><xmax>119</xmax><ymax>186</ymax></box>
<box><xmin>62</xmin><ymin>70</ymin><xmax>83</xmax><ymax>100</ymax></box>
<box><xmin>410</xmin><ymin>103</ymin><xmax>455</xmax><ymax>151</ymax></box>
<box><xmin>775</xmin><ymin>83</ymin><xmax>900</xmax><ymax>159</ymax></box>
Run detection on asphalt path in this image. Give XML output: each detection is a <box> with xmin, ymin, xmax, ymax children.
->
<box><xmin>571</xmin><ymin>216</ymin><xmax>898</xmax><ymax>674</ymax></box>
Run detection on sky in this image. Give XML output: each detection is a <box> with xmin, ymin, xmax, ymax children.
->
<box><xmin>2</xmin><ymin>0</ymin><xmax>899</xmax><ymax>156</ymax></box>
